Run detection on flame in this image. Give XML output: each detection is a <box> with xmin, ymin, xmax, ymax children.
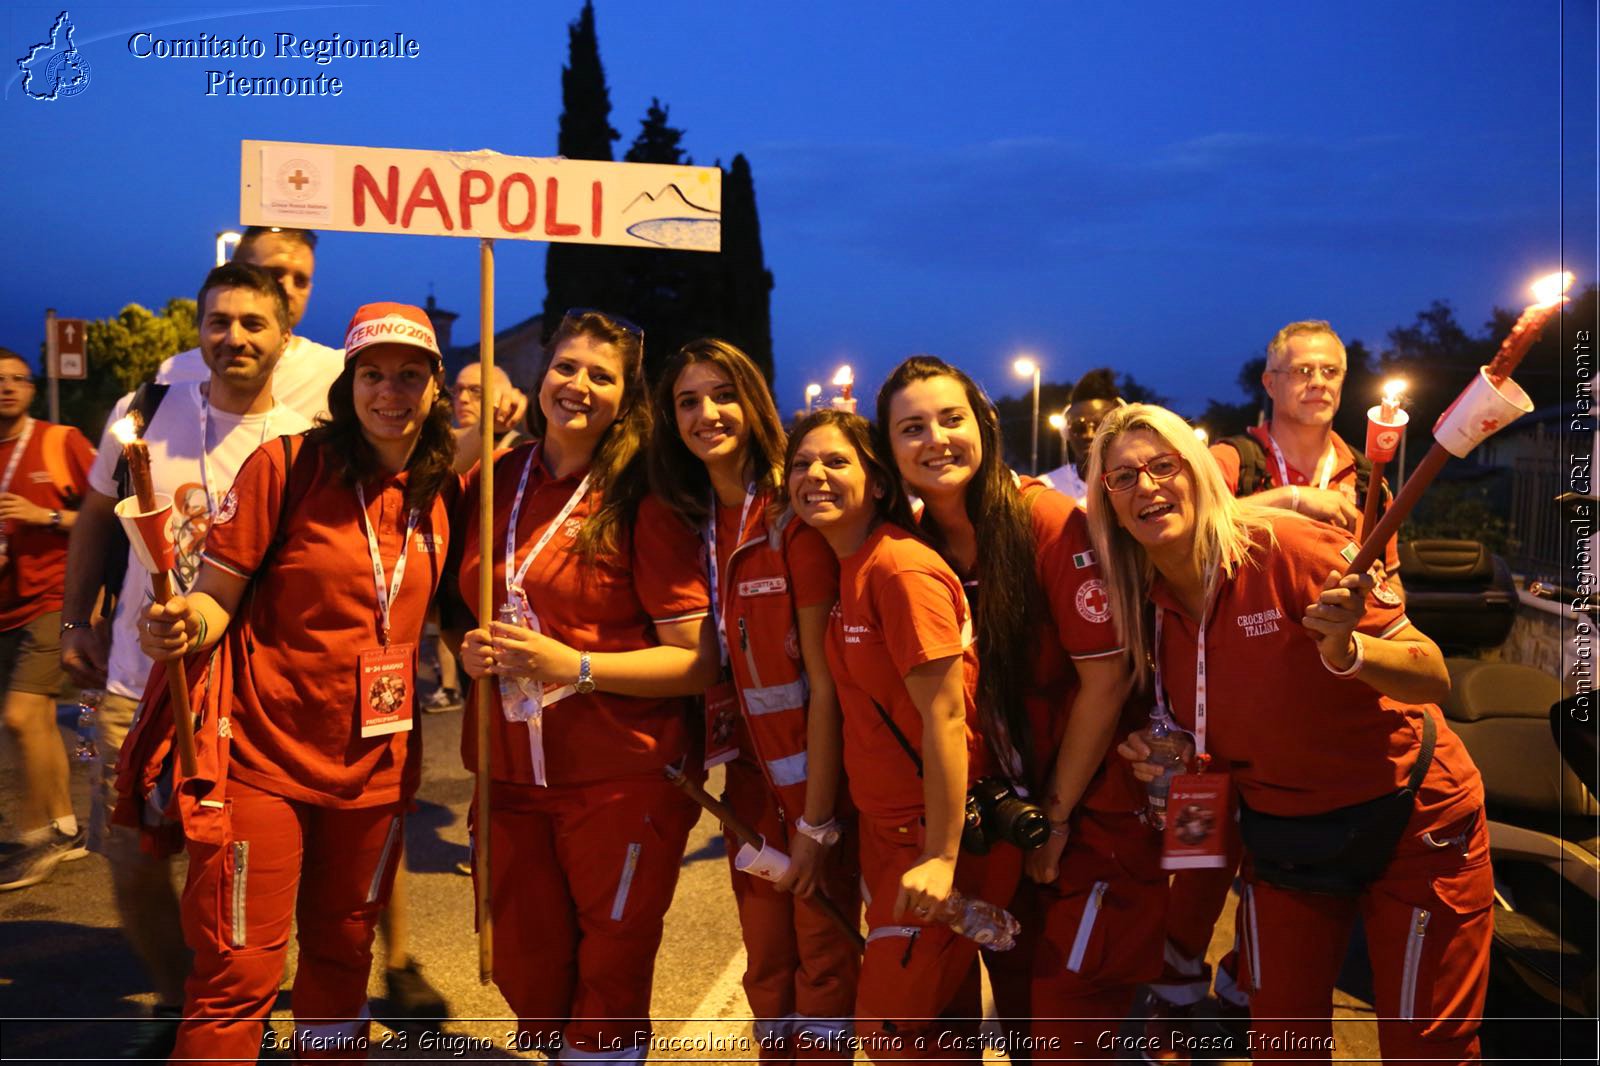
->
<box><xmin>832</xmin><ymin>365</ymin><xmax>853</xmax><ymax>388</ymax></box>
<box><xmin>1381</xmin><ymin>377</ymin><xmax>1408</xmax><ymax>407</ymax></box>
<box><xmin>110</xmin><ymin>415</ymin><xmax>139</xmax><ymax>446</ymax></box>
<box><xmin>1531</xmin><ymin>271</ymin><xmax>1575</xmax><ymax>308</ymax></box>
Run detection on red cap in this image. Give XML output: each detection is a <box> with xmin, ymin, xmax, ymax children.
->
<box><xmin>342</xmin><ymin>302</ymin><xmax>442</xmax><ymax>365</ymax></box>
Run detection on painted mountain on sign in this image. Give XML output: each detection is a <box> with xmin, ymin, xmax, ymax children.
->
<box><xmin>623</xmin><ymin>183</ymin><xmax>720</xmax><ymax>251</ymax></box>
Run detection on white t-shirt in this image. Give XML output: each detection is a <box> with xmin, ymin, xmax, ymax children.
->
<box><xmin>157</xmin><ymin>335</ymin><xmax>344</xmax><ymax>424</ymax></box>
<box><xmin>1039</xmin><ymin>462</ymin><xmax>1089</xmax><ymax>508</ymax></box>
<box><xmin>89</xmin><ymin>384</ymin><xmax>314</xmax><ymax>699</ymax></box>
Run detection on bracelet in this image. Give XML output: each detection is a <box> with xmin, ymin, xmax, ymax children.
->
<box><xmin>1289</xmin><ymin>485</ymin><xmax>1301</xmax><ymax>513</ymax></box>
<box><xmin>1049</xmin><ymin>822</ymin><xmax>1071</xmax><ymax>839</ymax></box>
<box><xmin>189</xmin><ymin>613</ymin><xmax>209</xmax><ymax>653</ymax></box>
<box><xmin>1321</xmin><ymin>631</ymin><xmax>1365</xmax><ymax>677</ymax></box>
<box><xmin>795</xmin><ymin>815</ymin><xmax>842</xmax><ymax>846</ymax></box>
<box><xmin>60</xmin><ymin>619</ymin><xmax>94</xmax><ymax>632</ymax></box>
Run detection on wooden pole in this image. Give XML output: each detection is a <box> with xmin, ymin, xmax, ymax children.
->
<box><xmin>476</xmin><ymin>238</ymin><xmax>495</xmax><ymax>985</ymax></box>
<box><xmin>1345</xmin><ymin>444</ymin><xmax>1449</xmax><ymax>576</ymax></box>
<box><xmin>665</xmin><ymin>764</ymin><xmax>864</xmax><ymax>951</ymax></box>
<box><xmin>1358</xmin><ymin>458</ymin><xmax>1386</xmax><ymax>544</ymax></box>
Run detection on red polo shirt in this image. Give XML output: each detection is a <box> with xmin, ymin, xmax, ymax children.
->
<box><xmin>201</xmin><ymin>437</ymin><xmax>452</xmax><ymax>807</ymax></box>
<box><xmin>711</xmin><ymin>490</ymin><xmax>838</xmax><ymax>615</ymax></box>
<box><xmin>827</xmin><ymin>522</ymin><xmax>982</xmax><ymax>823</ymax></box>
<box><xmin>1150</xmin><ymin>513</ymin><xmax>1480</xmax><ymax>825</ymax></box>
<box><xmin>457</xmin><ymin>443</ymin><xmax>711</xmax><ymax>787</ymax></box>
<box><xmin>0</xmin><ymin>420</ymin><xmax>94</xmax><ymax>630</ymax></box>
<box><xmin>1022</xmin><ymin>482</ymin><xmax>1138</xmax><ymax>812</ymax></box>
<box><xmin>1210</xmin><ymin>425</ymin><xmax>1401</xmax><ymax>573</ymax></box>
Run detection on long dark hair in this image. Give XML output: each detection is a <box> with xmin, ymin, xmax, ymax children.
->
<box><xmin>529</xmin><ymin>309</ymin><xmax>651</xmax><ymax>562</ymax></box>
<box><xmin>876</xmin><ymin>355</ymin><xmax>1042</xmax><ymax>789</ymax></box>
<box><xmin>649</xmin><ymin>338</ymin><xmax>787</xmax><ymax>528</ymax></box>
<box><xmin>310</xmin><ymin>360</ymin><xmax>456</xmax><ymax>513</ymax></box>
<box><xmin>780</xmin><ymin>409</ymin><xmax>917</xmax><ymax>532</ymax></box>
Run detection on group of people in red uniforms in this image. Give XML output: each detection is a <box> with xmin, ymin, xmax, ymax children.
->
<box><xmin>113</xmin><ymin>292</ymin><xmax>1491</xmax><ymax>1065</ymax></box>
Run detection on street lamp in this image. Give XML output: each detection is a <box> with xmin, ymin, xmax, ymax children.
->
<box><xmin>1193</xmin><ymin>426</ymin><xmax>1210</xmax><ymax>445</ymax></box>
<box><xmin>1013</xmin><ymin>356</ymin><xmax>1041</xmax><ymax>474</ymax></box>
<box><xmin>1048</xmin><ymin>412</ymin><xmax>1066</xmax><ymax>469</ymax></box>
<box><xmin>215</xmin><ymin>230</ymin><xmax>242</xmax><ymax>267</ymax></box>
<box><xmin>804</xmin><ymin>383</ymin><xmax>822</xmax><ymax>414</ymax></box>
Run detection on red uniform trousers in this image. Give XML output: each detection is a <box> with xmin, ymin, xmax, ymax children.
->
<box><xmin>722</xmin><ymin>757</ymin><xmax>862</xmax><ymax>1061</ymax></box>
<box><xmin>1027</xmin><ymin>809</ymin><xmax>1168</xmax><ymax>1061</ymax></box>
<box><xmin>172</xmin><ymin>777</ymin><xmax>406</xmax><ymax>1065</ymax></box>
<box><xmin>853</xmin><ymin>812</ymin><xmax>1022</xmax><ymax>1063</ymax></box>
<box><xmin>478</xmin><ymin>776</ymin><xmax>699</xmax><ymax>1062</ymax></box>
<box><xmin>1150</xmin><ymin>832</ymin><xmax>1248</xmax><ymax>1008</ymax></box>
<box><xmin>1240</xmin><ymin>806</ymin><xmax>1492</xmax><ymax>1065</ymax></box>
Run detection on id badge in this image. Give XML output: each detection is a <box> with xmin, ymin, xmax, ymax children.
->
<box><xmin>703</xmin><ymin>679</ymin><xmax>740</xmax><ymax>769</ymax></box>
<box><xmin>1160</xmin><ymin>772</ymin><xmax>1232</xmax><ymax>870</ymax></box>
<box><xmin>359</xmin><ymin>643</ymin><xmax>416</xmax><ymax>738</ymax></box>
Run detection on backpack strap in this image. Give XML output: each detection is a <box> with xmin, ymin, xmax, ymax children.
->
<box><xmin>1219</xmin><ymin>434</ymin><xmax>1270</xmax><ymax>496</ymax></box>
<box><xmin>869</xmin><ymin>697</ymin><xmax>923</xmax><ymax>778</ymax></box>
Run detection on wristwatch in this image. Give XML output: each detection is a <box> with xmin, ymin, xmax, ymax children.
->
<box><xmin>574</xmin><ymin>651</ymin><xmax>596</xmax><ymax>694</ymax></box>
<box><xmin>48</xmin><ymin>510</ymin><xmax>61</xmax><ymax>529</ymax></box>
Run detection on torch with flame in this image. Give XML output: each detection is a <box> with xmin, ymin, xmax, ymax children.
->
<box><xmin>1359</xmin><ymin>378</ymin><xmax>1410</xmax><ymax>540</ymax></box>
<box><xmin>831</xmin><ymin>365</ymin><xmax>856</xmax><ymax>413</ymax></box>
<box><xmin>1347</xmin><ymin>271</ymin><xmax>1574</xmax><ymax>575</ymax></box>
<box><xmin>111</xmin><ymin>415</ymin><xmax>198</xmax><ymax>777</ymax></box>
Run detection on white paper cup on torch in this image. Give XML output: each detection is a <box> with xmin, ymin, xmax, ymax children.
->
<box><xmin>114</xmin><ymin>494</ymin><xmax>175</xmax><ymax>575</ymax></box>
<box><xmin>1364</xmin><ymin>407</ymin><xmax>1409</xmax><ymax>463</ymax></box>
<box><xmin>734</xmin><ymin>836</ymin><xmax>792</xmax><ymax>883</ymax></box>
<box><xmin>1432</xmin><ymin>366</ymin><xmax>1535</xmax><ymax>459</ymax></box>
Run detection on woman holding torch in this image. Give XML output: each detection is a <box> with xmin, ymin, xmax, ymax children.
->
<box><xmin>1090</xmin><ymin>403</ymin><xmax>1491</xmax><ymax>1063</ymax></box>
<box><xmin>787</xmin><ymin>409</ymin><xmax>1016</xmax><ymax>1060</ymax></box>
<box><xmin>647</xmin><ymin>338</ymin><xmax>859</xmax><ymax>1059</ymax></box>
<box><xmin>454</xmin><ymin>309</ymin><xmax>718</xmax><ymax>1063</ymax></box>
<box><xmin>137</xmin><ymin>302</ymin><xmax>459</xmax><ymax>1062</ymax></box>
<box><xmin>875</xmin><ymin>356</ymin><xmax>1160</xmax><ymax>1056</ymax></box>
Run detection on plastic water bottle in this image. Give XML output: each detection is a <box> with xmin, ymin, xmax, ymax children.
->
<box><xmin>930</xmin><ymin>891</ymin><xmax>1021</xmax><ymax>951</ymax></box>
<box><xmin>73</xmin><ymin>689</ymin><xmax>103</xmax><ymax>763</ymax></box>
<box><xmin>1143</xmin><ymin>706</ymin><xmax>1187</xmax><ymax>829</ymax></box>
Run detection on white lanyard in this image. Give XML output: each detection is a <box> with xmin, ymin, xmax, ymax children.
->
<box><xmin>1265</xmin><ymin>431</ymin><xmax>1335</xmax><ymax>491</ymax></box>
<box><xmin>705</xmin><ymin>485</ymin><xmax>756</xmax><ymax>667</ymax></box>
<box><xmin>1153</xmin><ymin>572</ymin><xmax>1215</xmax><ymax>759</ymax></box>
<box><xmin>504</xmin><ymin>444</ymin><xmax>592</xmax><ymax>606</ymax></box>
<box><xmin>0</xmin><ymin>417</ymin><xmax>35</xmax><ymax>498</ymax></box>
<box><xmin>355</xmin><ymin>483</ymin><xmax>420</xmax><ymax>646</ymax></box>
<box><xmin>198</xmin><ymin>399</ymin><xmax>273</xmax><ymax>515</ymax></box>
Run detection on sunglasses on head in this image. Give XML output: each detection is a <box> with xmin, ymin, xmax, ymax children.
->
<box><xmin>563</xmin><ymin>307</ymin><xmax>644</xmax><ymax>341</ymax></box>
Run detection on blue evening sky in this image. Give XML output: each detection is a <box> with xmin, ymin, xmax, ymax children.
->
<box><xmin>3</xmin><ymin>0</ymin><xmax>1595</xmax><ymax>415</ymax></box>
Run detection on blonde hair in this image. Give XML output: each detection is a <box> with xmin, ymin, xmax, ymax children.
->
<box><xmin>1266</xmin><ymin>320</ymin><xmax>1346</xmax><ymax>371</ymax></box>
<box><xmin>1084</xmin><ymin>404</ymin><xmax>1282</xmax><ymax>689</ymax></box>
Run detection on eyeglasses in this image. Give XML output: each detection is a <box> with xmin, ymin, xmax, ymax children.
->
<box><xmin>455</xmin><ymin>384</ymin><xmax>483</xmax><ymax>399</ymax></box>
<box><xmin>563</xmin><ymin>307</ymin><xmax>645</xmax><ymax>342</ymax></box>
<box><xmin>1102</xmin><ymin>452</ymin><xmax>1185</xmax><ymax>493</ymax></box>
<box><xmin>1268</xmin><ymin>364</ymin><xmax>1345</xmax><ymax>384</ymax></box>
<box><xmin>0</xmin><ymin>375</ymin><xmax>35</xmax><ymax>387</ymax></box>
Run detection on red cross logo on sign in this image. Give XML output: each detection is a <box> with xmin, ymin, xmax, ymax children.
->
<box><xmin>287</xmin><ymin>170</ymin><xmax>310</xmax><ymax>191</ymax></box>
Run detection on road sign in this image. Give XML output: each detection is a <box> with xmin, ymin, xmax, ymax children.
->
<box><xmin>50</xmin><ymin>317</ymin><xmax>86</xmax><ymax>379</ymax></box>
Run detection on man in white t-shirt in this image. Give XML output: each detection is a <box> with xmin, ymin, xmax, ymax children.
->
<box><xmin>61</xmin><ymin>262</ymin><xmax>313</xmax><ymax>1059</ymax></box>
<box><xmin>157</xmin><ymin>227</ymin><xmax>344</xmax><ymax>423</ymax></box>
<box><xmin>1040</xmin><ymin>367</ymin><xmax>1123</xmax><ymax>507</ymax></box>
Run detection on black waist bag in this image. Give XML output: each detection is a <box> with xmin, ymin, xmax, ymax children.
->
<box><xmin>1238</xmin><ymin>712</ymin><xmax>1435</xmax><ymax>896</ymax></box>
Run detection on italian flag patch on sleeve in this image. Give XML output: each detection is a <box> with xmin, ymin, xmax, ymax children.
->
<box><xmin>1072</xmin><ymin>550</ymin><xmax>1097</xmax><ymax>569</ymax></box>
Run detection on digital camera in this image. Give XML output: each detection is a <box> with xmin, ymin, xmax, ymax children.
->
<box><xmin>960</xmin><ymin>777</ymin><xmax>1050</xmax><ymax>854</ymax></box>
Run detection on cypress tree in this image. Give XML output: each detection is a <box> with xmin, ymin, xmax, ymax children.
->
<box><xmin>542</xmin><ymin>1</ymin><xmax>622</xmax><ymax>337</ymax></box>
<box><xmin>719</xmin><ymin>154</ymin><xmax>775</xmax><ymax>382</ymax></box>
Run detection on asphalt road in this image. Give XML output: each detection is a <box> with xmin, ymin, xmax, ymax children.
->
<box><xmin>1</xmin><ymin>702</ymin><xmax>1389</xmax><ymax>1064</ymax></box>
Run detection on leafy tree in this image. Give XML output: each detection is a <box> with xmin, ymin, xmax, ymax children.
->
<box><xmin>54</xmin><ymin>298</ymin><xmax>197</xmax><ymax>439</ymax></box>
<box><xmin>1197</xmin><ymin>355</ymin><xmax>1267</xmax><ymax>439</ymax></box>
<box><xmin>541</xmin><ymin>1</ymin><xmax>624</xmax><ymax>336</ymax></box>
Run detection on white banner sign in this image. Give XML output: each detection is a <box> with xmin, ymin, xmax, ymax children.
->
<box><xmin>240</xmin><ymin>139</ymin><xmax>721</xmax><ymax>252</ymax></box>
